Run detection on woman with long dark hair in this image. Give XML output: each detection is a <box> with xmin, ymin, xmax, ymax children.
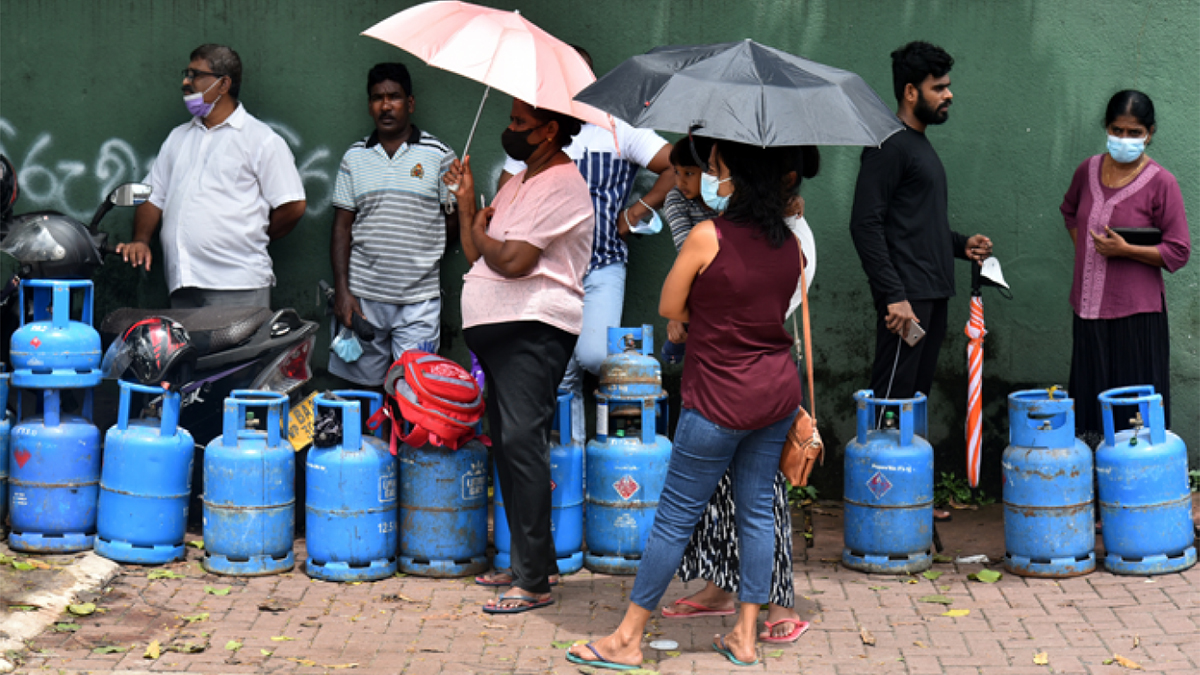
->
<box><xmin>568</xmin><ymin>140</ymin><xmax>805</xmax><ymax>668</ymax></box>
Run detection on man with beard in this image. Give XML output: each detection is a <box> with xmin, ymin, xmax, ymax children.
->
<box><xmin>850</xmin><ymin>42</ymin><xmax>992</xmax><ymax>519</ymax></box>
<box><xmin>119</xmin><ymin>44</ymin><xmax>306</xmax><ymax>309</ymax></box>
<box><xmin>327</xmin><ymin>62</ymin><xmax>457</xmax><ymax>386</ymax></box>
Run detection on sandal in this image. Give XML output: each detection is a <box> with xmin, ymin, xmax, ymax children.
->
<box><xmin>760</xmin><ymin>618</ymin><xmax>810</xmax><ymax>643</ymax></box>
<box><xmin>661</xmin><ymin>597</ymin><xmax>736</xmax><ymax>618</ymax></box>
<box><xmin>482</xmin><ymin>592</ymin><xmax>555</xmax><ymax>615</ymax></box>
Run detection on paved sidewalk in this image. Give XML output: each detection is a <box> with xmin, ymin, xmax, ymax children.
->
<box><xmin>4</xmin><ymin>503</ymin><xmax>1198</xmax><ymax>675</ymax></box>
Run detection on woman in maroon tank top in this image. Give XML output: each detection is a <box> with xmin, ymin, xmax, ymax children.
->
<box><xmin>569</xmin><ymin>141</ymin><xmax>805</xmax><ymax>670</ymax></box>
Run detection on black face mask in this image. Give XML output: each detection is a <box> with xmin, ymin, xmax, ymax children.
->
<box><xmin>501</xmin><ymin>122</ymin><xmax>547</xmax><ymax>162</ymax></box>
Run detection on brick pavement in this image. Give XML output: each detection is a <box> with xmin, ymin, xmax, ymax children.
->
<box><xmin>9</xmin><ymin>504</ymin><xmax>1199</xmax><ymax>675</ymax></box>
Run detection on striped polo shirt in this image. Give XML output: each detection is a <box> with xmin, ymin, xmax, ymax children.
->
<box><xmin>333</xmin><ymin>127</ymin><xmax>456</xmax><ymax>304</ymax></box>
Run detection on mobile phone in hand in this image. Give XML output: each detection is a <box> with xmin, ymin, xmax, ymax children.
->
<box><xmin>902</xmin><ymin>319</ymin><xmax>926</xmax><ymax>347</ymax></box>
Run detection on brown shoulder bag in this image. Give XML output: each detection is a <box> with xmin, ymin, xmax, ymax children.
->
<box><xmin>779</xmin><ymin>259</ymin><xmax>824</xmax><ymax>486</ymax></box>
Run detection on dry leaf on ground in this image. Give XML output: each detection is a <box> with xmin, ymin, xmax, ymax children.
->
<box><xmin>1111</xmin><ymin>654</ymin><xmax>1143</xmax><ymax>670</ymax></box>
<box><xmin>860</xmin><ymin>627</ymin><xmax>876</xmax><ymax>646</ymax></box>
<box><xmin>1033</xmin><ymin>652</ymin><xmax>1049</xmax><ymax>665</ymax></box>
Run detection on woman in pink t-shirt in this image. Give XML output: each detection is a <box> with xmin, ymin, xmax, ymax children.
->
<box><xmin>1061</xmin><ymin>90</ymin><xmax>1191</xmax><ymax>445</ymax></box>
<box><xmin>444</xmin><ymin>99</ymin><xmax>593</xmax><ymax>614</ymax></box>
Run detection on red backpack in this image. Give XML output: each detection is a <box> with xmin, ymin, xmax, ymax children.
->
<box><xmin>367</xmin><ymin>351</ymin><xmax>489</xmax><ymax>453</ymax></box>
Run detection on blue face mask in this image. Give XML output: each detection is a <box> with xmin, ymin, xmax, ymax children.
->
<box><xmin>629</xmin><ymin>210</ymin><xmax>663</xmax><ymax>236</ymax></box>
<box><xmin>1107</xmin><ymin>135</ymin><xmax>1145</xmax><ymax>164</ymax></box>
<box><xmin>331</xmin><ymin>326</ymin><xmax>363</xmax><ymax>363</ymax></box>
<box><xmin>700</xmin><ymin>173</ymin><xmax>732</xmax><ymax>212</ymax></box>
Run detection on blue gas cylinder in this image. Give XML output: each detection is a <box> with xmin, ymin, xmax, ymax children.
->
<box><xmin>843</xmin><ymin>391</ymin><xmax>934</xmax><ymax>574</ymax></box>
<box><xmin>95</xmin><ymin>382</ymin><xmax>195</xmax><ymax>564</ymax></box>
<box><xmin>202</xmin><ymin>390</ymin><xmax>295</xmax><ymax>576</ymax></box>
<box><xmin>1003</xmin><ymin>389</ymin><xmax>1095</xmax><ymax>577</ymax></box>
<box><xmin>1096</xmin><ymin>386</ymin><xmax>1196</xmax><ymax>575</ymax></box>
<box><xmin>306</xmin><ymin>391</ymin><xmax>398</xmax><ymax>581</ymax></box>
<box><xmin>10</xmin><ymin>280</ymin><xmax>102</xmax><ymax>389</ymax></box>
<box><xmin>585</xmin><ymin>325</ymin><xmax>672</xmax><ymax>575</ymax></box>
<box><xmin>8</xmin><ymin>388</ymin><xmax>101</xmax><ymax>552</ymax></box>
<box><xmin>0</xmin><ymin>370</ymin><xmax>11</xmax><ymax>537</ymax></box>
<box><xmin>494</xmin><ymin>391</ymin><xmax>585</xmax><ymax>575</ymax></box>
<box><xmin>397</xmin><ymin>438</ymin><xmax>488</xmax><ymax>577</ymax></box>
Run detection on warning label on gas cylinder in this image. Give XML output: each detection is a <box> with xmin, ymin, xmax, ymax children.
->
<box><xmin>866</xmin><ymin>471</ymin><xmax>893</xmax><ymax>499</ymax></box>
<box><xmin>613</xmin><ymin>475</ymin><xmax>640</xmax><ymax>500</ymax></box>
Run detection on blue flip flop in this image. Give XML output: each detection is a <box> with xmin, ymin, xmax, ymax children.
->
<box><xmin>565</xmin><ymin>643</ymin><xmax>641</xmax><ymax>671</ymax></box>
<box><xmin>482</xmin><ymin>593</ymin><xmax>555</xmax><ymax>614</ymax></box>
<box><xmin>712</xmin><ymin>636</ymin><xmax>759</xmax><ymax>667</ymax></box>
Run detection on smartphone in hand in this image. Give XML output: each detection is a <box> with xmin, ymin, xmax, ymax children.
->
<box><xmin>902</xmin><ymin>319</ymin><xmax>926</xmax><ymax>347</ymax></box>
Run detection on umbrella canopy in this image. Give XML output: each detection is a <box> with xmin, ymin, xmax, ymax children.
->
<box><xmin>574</xmin><ymin>39</ymin><xmax>902</xmax><ymax>147</ymax></box>
<box><xmin>362</xmin><ymin>1</ymin><xmax>611</xmax><ymax>133</ymax></box>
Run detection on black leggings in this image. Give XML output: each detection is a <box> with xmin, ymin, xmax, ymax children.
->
<box><xmin>465</xmin><ymin>321</ymin><xmax>577</xmax><ymax>594</ymax></box>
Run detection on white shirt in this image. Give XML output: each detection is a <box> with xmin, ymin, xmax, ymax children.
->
<box><xmin>786</xmin><ymin>215</ymin><xmax>817</xmax><ymax>318</ymax></box>
<box><xmin>145</xmin><ymin>104</ymin><xmax>305</xmax><ymax>292</ymax></box>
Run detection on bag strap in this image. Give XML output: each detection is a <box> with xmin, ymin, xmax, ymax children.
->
<box><xmin>793</xmin><ymin>257</ymin><xmax>816</xmax><ymax>420</ymax></box>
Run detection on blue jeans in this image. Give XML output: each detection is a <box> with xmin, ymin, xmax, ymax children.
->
<box><xmin>559</xmin><ymin>262</ymin><xmax>626</xmax><ymax>444</ymax></box>
<box><xmin>629</xmin><ymin>408</ymin><xmax>793</xmax><ymax>610</ymax></box>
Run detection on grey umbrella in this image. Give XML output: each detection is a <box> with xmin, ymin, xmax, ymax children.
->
<box><xmin>574</xmin><ymin>39</ymin><xmax>902</xmax><ymax>147</ymax></box>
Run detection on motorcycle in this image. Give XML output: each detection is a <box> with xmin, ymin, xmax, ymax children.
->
<box><xmin>0</xmin><ymin>154</ymin><xmax>318</xmax><ymax>443</ymax></box>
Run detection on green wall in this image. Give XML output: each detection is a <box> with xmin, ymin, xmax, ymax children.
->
<box><xmin>3</xmin><ymin>0</ymin><xmax>1197</xmax><ymax>495</ymax></box>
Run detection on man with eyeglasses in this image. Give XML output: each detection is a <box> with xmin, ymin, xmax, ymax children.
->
<box><xmin>117</xmin><ymin>44</ymin><xmax>306</xmax><ymax>309</ymax></box>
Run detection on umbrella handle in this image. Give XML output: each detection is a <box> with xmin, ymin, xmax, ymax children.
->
<box><xmin>460</xmin><ymin>85</ymin><xmax>491</xmax><ymax>163</ymax></box>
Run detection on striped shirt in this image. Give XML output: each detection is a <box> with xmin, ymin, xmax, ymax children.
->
<box><xmin>505</xmin><ymin>120</ymin><xmax>668</xmax><ymax>272</ymax></box>
<box><xmin>333</xmin><ymin>127</ymin><xmax>456</xmax><ymax>304</ymax></box>
<box><xmin>662</xmin><ymin>187</ymin><xmax>716</xmax><ymax>252</ymax></box>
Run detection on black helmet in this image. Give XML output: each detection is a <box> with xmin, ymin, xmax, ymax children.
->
<box><xmin>101</xmin><ymin>317</ymin><xmax>195</xmax><ymax>384</ymax></box>
<box><xmin>0</xmin><ymin>155</ymin><xmax>17</xmax><ymax>224</ymax></box>
<box><xmin>0</xmin><ymin>211</ymin><xmax>104</xmax><ymax>279</ymax></box>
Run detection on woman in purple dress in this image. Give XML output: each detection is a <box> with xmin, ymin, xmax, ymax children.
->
<box><xmin>1060</xmin><ymin>90</ymin><xmax>1190</xmax><ymax>445</ymax></box>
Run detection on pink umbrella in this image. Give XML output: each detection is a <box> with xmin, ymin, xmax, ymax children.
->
<box><xmin>362</xmin><ymin>1</ymin><xmax>612</xmax><ymax>159</ymax></box>
<box><xmin>964</xmin><ymin>287</ymin><xmax>986</xmax><ymax>488</ymax></box>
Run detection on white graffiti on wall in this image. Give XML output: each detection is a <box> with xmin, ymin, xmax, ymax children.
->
<box><xmin>0</xmin><ymin>117</ymin><xmax>334</xmax><ymax>222</ymax></box>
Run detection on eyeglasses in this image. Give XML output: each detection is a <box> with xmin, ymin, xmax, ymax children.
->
<box><xmin>182</xmin><ymin>68</ymin><xmax>224</xmax><ymax>82</ymax></box>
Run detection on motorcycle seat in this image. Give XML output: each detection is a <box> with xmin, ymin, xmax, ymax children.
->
<box><xmin>100</xmin><ymin>306</ymin><xmax>273</xmax><ymax>356</ymax></box>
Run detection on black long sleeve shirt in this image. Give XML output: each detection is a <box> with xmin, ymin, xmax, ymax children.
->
<box><xmin>849</xmin><ymin>124</ymin><xmax>969</xmax><ymax>308</ymax></box>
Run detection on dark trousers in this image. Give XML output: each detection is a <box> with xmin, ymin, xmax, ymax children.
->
<box><xmin>464</xmin><ymin>321</ymin><xmax>577</xmax><ymax>594</ymax></box>
<box><xmin>869</xmin><ymin>298</ymin><xmax>949</xmax><ymax>400</ymax></box>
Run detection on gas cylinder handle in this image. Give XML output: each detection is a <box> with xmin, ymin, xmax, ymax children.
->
<box><xmin>224</xmin><ymin>390</ymin><xmax>290</xmax><ymax>448</ymax></box>
<box><xmin>116</xmin><ymin>380</ymin><xmax>180</xmax><ymax>436</ymax></box>
<box><xmin>0</xmin><ymin>370</ymin><xmax>9</xmax><ymax>413</ymax></box>
<box><xmin>314</xmin><ymin>391</ymin><xmax>382</xmax><ymax>450</ymax></box>
<box><xmin>332</xmin><ymin>389</ymin><xmax>384</xmax><ymax>441</ymax></box>
<box><xmin>1098</xmin><ymin>386</ymin><xmax>1165</xmax><ymax>447</ymax></box>
<box><xmin>18</xmin><ymin>279</ymin><xmax>94</xmax><ymax>328</ymax></box>
<box><xmin>854</xmin><ymin>390</ymin><xmax>927</xmax><ymax>446</ymax></box>
<box><xmin>555</xmin><ymin>390</ymin><xmax>573</xmax><ymax>442</ymax></box>
<box><xmin>605</xmin><ymin>324</ymin><xmax>655</xmax><ymax>358</ymax></box>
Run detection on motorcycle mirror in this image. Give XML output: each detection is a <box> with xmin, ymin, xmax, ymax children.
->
<box><xmin>110</xmin><ymin>183</ymin><xmax>152</xmax><ymax>207</ymax></box>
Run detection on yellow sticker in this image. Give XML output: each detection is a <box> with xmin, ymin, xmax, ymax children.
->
<box><xmin>288</xmin><ymin>391</ymin><xmax>319</xmax><ymax>451</ymax></box>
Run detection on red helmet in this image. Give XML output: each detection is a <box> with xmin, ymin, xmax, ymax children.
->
<box><xmin>101</xmin><ymin>317</ymin><xmax>194</xmax><ymax>384</ymax></box>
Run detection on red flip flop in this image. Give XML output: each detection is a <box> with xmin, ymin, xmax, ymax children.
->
<box><xmin>661</xmin><ymin>598</ymin><xmax>736</xmax><ymax>618</ymax></box>
<box><xmin>760</xmin><ymin>618</ymin><xmax>810</xmax><ymax>643</ymax></box>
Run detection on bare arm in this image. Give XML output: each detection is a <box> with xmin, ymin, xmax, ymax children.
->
<box><xmin>329</xmin><ymin>207</ymin><xmax>364</xmax><ymax>327</ymax></box>
<box><xmin>267</xmin><ymin>200</ymin><xmax>307</xmax><ymax>240</ymax></box>
<box><xmin>1069</xmin><ymin>229</ymin><xmax>1078</xmax><ymax>246</ymax></box>
<box><xmin>466</xmin><ymin>206</ymin><xmax>543</xmax><ymax>278</ymax></box>
<box><xmin>659</xmin><ymin>220</ymin><xmax>720</xmax><ymax>322</ymax></box>
<box><xmin>618</xmin><ymin>145</ymin><xmax>676</xmax><ymax>237</ymax></box>
<box><xmin>115</xmin><ymin>201</ymin><xmax>163</xmax><ymax>271</ymax></box>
